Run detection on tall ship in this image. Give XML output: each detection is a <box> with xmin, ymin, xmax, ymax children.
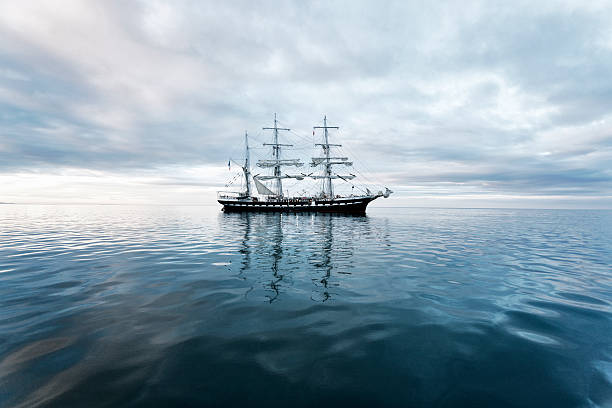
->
<box><xmin>217</xmin><ymin>114</ymin><xmax>392</xmax><ymax>214</ymax></box>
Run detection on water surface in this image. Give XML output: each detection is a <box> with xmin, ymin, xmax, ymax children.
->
<box><xmin>1</xmin><ymin>205</ymin><xmax>611</xmax><ymax>407</ymax></box>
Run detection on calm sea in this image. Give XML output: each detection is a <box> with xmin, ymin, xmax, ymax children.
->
<box><xmin>1</xmin><ymin>205</ymin><xmax>611</xmax><ymax>407</ymax></box>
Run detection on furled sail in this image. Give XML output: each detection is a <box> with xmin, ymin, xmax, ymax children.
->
<box><xmin>257</xmin><ymin>159</ymin><xmax>303</xmax><ymax>168</ymax></box>
<box><xmin>253</xmin><ymin>177</ymin><xmax>276</xmax><ymax>195</ymax></box>
<box><xmin>255</xmin><ymin>175</ymin><xmax>304</xmax><ymax>180</ymax></box>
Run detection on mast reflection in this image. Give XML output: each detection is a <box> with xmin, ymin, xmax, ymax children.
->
<box><xmin>266</xmin><ymin>213</ymin><xmax>284</xmax><ymax>303</ymax></box>
<box><xmin>236</xmin><ymin>212</ymin><xmax>254</xmax><ymax>298</ymax></box>
<box><xmin>311</xmin><ymin>215</ymin><xmax>334</xmax><ymax>302</ymax></box>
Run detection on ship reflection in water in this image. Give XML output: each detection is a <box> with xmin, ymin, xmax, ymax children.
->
<box><xmin>225</xmin><ymin>211</ymin><xmax>381</xmax><ymax>303</ymax></box>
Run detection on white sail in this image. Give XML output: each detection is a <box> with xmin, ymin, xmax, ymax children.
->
<box><xmin>253</xmin><ymin>177</ymin><xmax>276</xmax><ymax>195</ymax></box>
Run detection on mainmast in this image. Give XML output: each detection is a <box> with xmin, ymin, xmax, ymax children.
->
<box><xmin>259</xmin><ymin>113</ymin><xmax>303</xmax><ymax>198</ymax></box>
<box><xmin>243</xmin><ymin>131</ymin><xmax>252</xmax><ymax>197</ymax></box>
<box><xmin>312</xmin><ymin>115</ymin><xmax>353</xmax><ymax>198</ymax></box>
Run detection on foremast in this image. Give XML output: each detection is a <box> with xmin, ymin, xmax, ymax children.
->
<box><xmin>258</xmin><ymin>113</ymin><xmax>303</xmax><ymax>198</ymax></box>
<box><xmin>312</xmin><ymin>115</ymin><xmax>355</xmax><ymax>198</ymax></box>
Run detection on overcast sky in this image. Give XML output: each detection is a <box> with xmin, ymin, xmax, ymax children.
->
<box><xmin>1</xmin><ymin>0</ymin><xmax>611</xmax><ymax>207</ymax></box>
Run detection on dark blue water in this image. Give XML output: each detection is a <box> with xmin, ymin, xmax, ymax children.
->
<box><xmin>1</xmin><ymin>205</ymin><xmax>611</xmax><ymax>407</ymax></box>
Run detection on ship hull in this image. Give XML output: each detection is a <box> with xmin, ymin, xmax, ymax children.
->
<box><xmin>218</xmin><ymin>196</ymin><xmax>378</xmax><ymax>214</ymax></box>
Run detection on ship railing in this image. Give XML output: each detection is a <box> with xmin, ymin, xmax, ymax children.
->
<box><xmin>217</xmin><ymin>191</ymin><xmax>249</xmax><ymax>200</ymax></box>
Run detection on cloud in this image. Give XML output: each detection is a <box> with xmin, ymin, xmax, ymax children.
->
<box><xmin>0</xmin><ymin>0</ymin><xmax>611</xmax><ymax>206</ymax></box>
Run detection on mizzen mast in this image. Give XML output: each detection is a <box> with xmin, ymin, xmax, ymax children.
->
<box><xmin>243</xmin><ymin>131</ymin><xmax>252</xmax><ymax>197</ymax></box>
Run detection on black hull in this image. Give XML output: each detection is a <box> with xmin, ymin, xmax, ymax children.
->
<box><xmin>218</xmin><ymin>196</ymin><xmax>378</xmax><ymax>214</ymax></box>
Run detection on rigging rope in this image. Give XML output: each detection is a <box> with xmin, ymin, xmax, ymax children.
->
<box><xmin>223</xmin><ymin>118</ymin><xmax>389</xmax><ymax>197</ymax></box>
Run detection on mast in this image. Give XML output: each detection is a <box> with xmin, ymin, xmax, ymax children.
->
<box><xmin>243</xmin><ymin>131</ymin><xmax>252</xmax><ymax>197</ymax></box>
<box><xmin>260</xmin><ymin>113</ymin><xmax>302</xmax><ymax>198</ymax></box>
<box><xmin>314</xmin><ymin>115</ymin><xmax>339</xmax><ymax>198</ymax></box>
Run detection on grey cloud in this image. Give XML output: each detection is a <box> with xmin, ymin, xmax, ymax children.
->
<box><xmin>0</xmin><ymin>0</ymin><xmax>611</xmax><ymax>204</ymax></box>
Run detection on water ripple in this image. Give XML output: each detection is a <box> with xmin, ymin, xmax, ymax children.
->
<box><xmin>0</xmin><ymin>205</ymin><xmax>611</xmax><ymax>407</ymax></box>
